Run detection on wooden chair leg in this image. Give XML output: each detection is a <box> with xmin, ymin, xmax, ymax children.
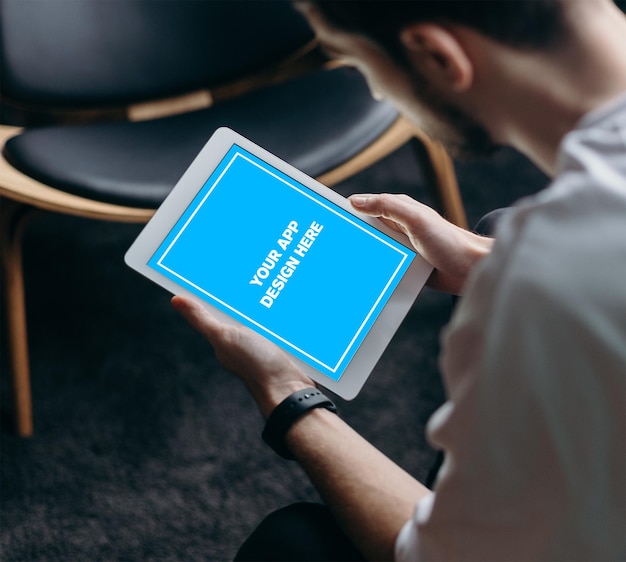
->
<box><xmin>411</xmin><ymin>134</ymin><xmax>468</xmax><ymax>230</ymax></box>
<box><xmin>1</xmin><ymin>197</ymin><xmax>38</xmax><ymax>436</ymax></box>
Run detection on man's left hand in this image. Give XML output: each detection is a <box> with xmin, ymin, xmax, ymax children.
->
<box><xmin>171</xmin><ymin>295</ymin><xmax>314</xmax><ymax>417</ymax></box>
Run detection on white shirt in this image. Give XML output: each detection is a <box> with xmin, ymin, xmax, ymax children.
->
<box><xmin>396</xmin><ymin>93</ymin><xmax>626</xmax><ymax>561</ymax></box>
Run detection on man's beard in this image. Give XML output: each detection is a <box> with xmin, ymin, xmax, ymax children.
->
<box><xmin>409</xmin><ymin>73</ymin><xmax>503</xmax><ymax>160</ymax></box>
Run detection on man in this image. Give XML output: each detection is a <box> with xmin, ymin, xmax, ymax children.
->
<box><xmin>172</xmin><ymin>1</ymin><xmax>626</xmax><ymax>560</ymax></box>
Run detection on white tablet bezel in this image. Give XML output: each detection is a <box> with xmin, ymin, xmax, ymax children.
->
<box><xmin>125</xmin><ymin>127</ymin><xmax>432</xmax><ymax>399</ymax></box>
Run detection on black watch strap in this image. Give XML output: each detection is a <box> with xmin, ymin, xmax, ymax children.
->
<box><xmin>262</xmin><ymin>387</ymin><xmax>337</xmax><ymax>460</ymax></box>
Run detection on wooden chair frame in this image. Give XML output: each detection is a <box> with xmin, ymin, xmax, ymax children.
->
<box><xmin>0</xmin><ymin>42</ymin><xmax>466</xmax><ymax>437</ymax></box>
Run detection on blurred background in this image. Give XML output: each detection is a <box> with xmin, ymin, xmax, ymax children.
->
<box><xmin>0</xmin><ymin>149</ymin><xmax>547</xmax><ymax>561</ymax></box>
<box><xmin>1</xmin><ymin>1</ymin><xmax>551</xmax><ymax>560</ymax></box>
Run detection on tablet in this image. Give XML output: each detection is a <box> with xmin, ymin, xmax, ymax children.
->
<box><xmin>125</xmin><ymin>128</ymin><xmax>432</xmax><ymax>399</ymax></box>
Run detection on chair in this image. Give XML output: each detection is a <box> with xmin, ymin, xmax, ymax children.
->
<box><xmin>0</xmin><ymin>0</ymin><xmax>466</xmax><ymax>436</ymax></box>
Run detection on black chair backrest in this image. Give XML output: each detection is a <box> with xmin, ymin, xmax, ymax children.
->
<box><xmin>0</xmin><ymin>0</ymin><xmax>313</xmax><ymax>107</ymax></box>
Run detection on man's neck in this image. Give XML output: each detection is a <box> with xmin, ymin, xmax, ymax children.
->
<box><xmin>476</xmin><ymin>0</ymin><xmax>626</xmax><ymax>176</ymax></box>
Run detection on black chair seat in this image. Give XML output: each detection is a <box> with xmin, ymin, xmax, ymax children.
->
<box><xmin>4</xmin><ymin>68</ymin><xmax>398</xmax><ymax>208</ymax></box>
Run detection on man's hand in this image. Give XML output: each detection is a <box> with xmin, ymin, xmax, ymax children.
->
<box><xmin>351</xmin><ymin>193</ymin><xmax>493</xmax><ymax>294</ymax></box>
<box><xmin>171</xmin><ymin>295</ymin><xmax>314</xmax><ymax>418</ymax></box>
<box><xmin>172</xmin><ymin>277</ymin><xmax>431</xmax><ymax>562</ymax></box>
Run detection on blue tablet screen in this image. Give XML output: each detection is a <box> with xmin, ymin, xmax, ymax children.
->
<box><xmin>149</xmin><ymin>145</ymin><xmax>415</xmax><ymax>381</ymax></box>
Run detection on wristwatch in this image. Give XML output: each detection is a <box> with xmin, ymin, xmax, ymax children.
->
<box><xmin>262</xmin><ymin>387</ymin><xmax>337</xmax><ymax>460</ymax></box>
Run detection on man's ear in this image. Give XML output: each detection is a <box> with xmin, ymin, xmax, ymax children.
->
<box><xmin>399</xmin><ymin>24</ymin><xmax>473</xmax><ymax>92</ymax></box>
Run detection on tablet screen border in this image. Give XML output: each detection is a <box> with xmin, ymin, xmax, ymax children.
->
<box><xmin>125</xmin><ymin>127</ymin><xmax>433</xmax><ymax>399</ymax></box>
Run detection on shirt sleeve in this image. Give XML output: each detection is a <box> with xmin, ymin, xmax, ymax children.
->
<box><xmin>395</xmin><ymin>494</ymin><xmax>435</xmax><ymax>560</ymax></box>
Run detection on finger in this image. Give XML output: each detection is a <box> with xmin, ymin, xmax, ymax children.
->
<box><xmin>375</xmin><ymin>216</ymin><xmax>404</xmax><ymax>233</ymax></box>
<box><xmin>171</xmin><ymin>295</ymin><xmax>225</xmax><ymax>342</ymax></box>
<box><xmin>350</xmin><ymin>193</ymin><xmax>428</xmax><ymax>239</ymax></box>
<box><xmin>350</xmin><ymin>194</ymin><xmax>408</xmax><ymax>233</ymax></box>
<box><xmin>350</xmin><ymin>193</ymin><xmax>421</xmax><ymax>221</ymax></box>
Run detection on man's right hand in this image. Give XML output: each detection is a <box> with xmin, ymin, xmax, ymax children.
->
<box><xmin>350</xmin><ymin>193</ymin><xmax>493</xmax><ymax>294</ymax></box>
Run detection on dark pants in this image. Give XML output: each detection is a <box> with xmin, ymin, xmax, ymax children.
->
<box><xmin>234</xmin><ymin>503</ymin><xmax>366</xmax><ymax>561</ymax></box>
<box><xmin>235</xmin><ymin>209</ymin><xmax>510</xmax><ymax>562</ymax></box>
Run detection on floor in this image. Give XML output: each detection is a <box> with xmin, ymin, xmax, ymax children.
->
<box><xmin>0</xmin><ymin>143</ymin><xmax>547</xmax><ymax>561</ymax></box>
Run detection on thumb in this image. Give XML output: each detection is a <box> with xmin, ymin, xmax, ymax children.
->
<box><xmin>349</xmin><ymin>194</ymin><xmax>378</xmax><ymax>213</ymax></box>
<box><xmin>350</xmin><ymin>193</ymin><xmax>424</xmax><ymax>232</ymax></box>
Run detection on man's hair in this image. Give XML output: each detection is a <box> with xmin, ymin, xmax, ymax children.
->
<box><xmin>307</xmin><ymin>0</ymin><xmax>565</xmax><ymax>67</ymax></box>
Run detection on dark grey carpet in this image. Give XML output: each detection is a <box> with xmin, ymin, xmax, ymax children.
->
<box><xmin>1</xmin><ymin>143</ymin><xmax>547</xmax><ymax>561</ymax></box>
